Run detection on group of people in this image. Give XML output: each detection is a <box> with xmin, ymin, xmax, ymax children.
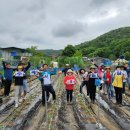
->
<box><xmin>79</xmin><ymin>62</ymin><xmax>130</xmax><ymax>106</ymax></box>
<box><xmin>36</xmin><ymin>62</ymin><xmax>130</xmax><ymax>106</ymax></box>
<box><xmin>1</xmin><ymin>61</ymin><xmax>31</xmax><ymax>107</ymax></box>
<box><xmin>37</xmin><ymin>63</ymin><xmax>77</xmax><ymax>105</ymax></box>
<box><xmin>1</xmin><ymin>60</ymin><xmax>130</xmax><ymax>108</ymax></box>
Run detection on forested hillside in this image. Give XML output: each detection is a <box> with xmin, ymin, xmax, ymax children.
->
<box><xmin>75</xmin><ymin>27</ymin><xmax>130</xmax><ymax>60</ymax></box>
<box><xmin>39</xmin><ymin>49</ymin><xmax>62</xmax><ymax>56</ymax></box>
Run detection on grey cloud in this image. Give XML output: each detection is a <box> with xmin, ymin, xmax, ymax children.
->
<box><xmin>0</xmin><ymin>0</ymin><xmax>130</xmax><ymax>49</ymax></box>
<box><xmin>53</xmin><ymin>21</ymin><xmax>86</xmax><ymax>37</ymax></box>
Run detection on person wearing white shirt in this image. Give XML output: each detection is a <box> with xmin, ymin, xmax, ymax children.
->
<box><xmin>121</xmin><ymin>65</ymin><xmax>128</xmax><ymax>95</ymax></box>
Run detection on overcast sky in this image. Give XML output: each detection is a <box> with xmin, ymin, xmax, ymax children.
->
<box><xmin>0</xmin><ymin>0</ymin><xmax>130</xmax><ymax>50</ymax></box>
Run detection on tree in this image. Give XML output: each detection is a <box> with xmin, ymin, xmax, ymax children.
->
<box><xmin>26</xmin><ymin>46</ymin><xmax>37</xmax><ymax>55</ymax></box>
<box><xmin>62</xmin><ymin>45</ymin><xmax>76</xmax><ymax>57</ymax></box>
<box><xmin>124</xmin><ymin>52</ymin><xmax>130</xmax><ymax>60</ymax></box>
<box><xmin>74</xmin><ymin>27</ymin><xmax>130</xmax><ymax>59</ymax></box>
<box><xmin>73</xmin><ymin>50</ymin><xmax>82</xmax><ymax>57</ymax></box>
<box><xmin>26</xmin><ymin>46</ymin><xmax>44</xmax><ymax>57</ymax></box>
<box><xmin>26</xmin><ymin>46</ymin><xmax>45</xmax><ymax>66</ymax></box>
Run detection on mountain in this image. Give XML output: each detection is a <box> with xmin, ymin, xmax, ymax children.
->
<box><xmin>39</xmin><ymin>49</ymin><xmax>62</xmax><ymax>56</ymax></box>
<box><xmin>76</xmin><ymin>27</ymin><xmax>130</xmax><ymax>60</ymax></box>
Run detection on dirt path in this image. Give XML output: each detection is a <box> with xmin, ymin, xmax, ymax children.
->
<box><xmin>64</xmin><ymin>105</ymin><xmax>80</xmax><ymax>130</ymax></box>
<box><xmin>0</xmin><ymin>80</ymin><xmax>41</xmax><ymax>129</ymax></box>
<box><xmin>77</xmin><ymin>78</ymin><xmax>122</xmax><ymax>130</ymax></box>
<box><xmin>24</xmin><ymin>104</ymin><xmax>45</xmax><ymax>130</ymax></box>
<box><xmin>91</xmin><ymin>103</ymin><xmax>121</xmax><ymax>130</ymax></box>
<box><xmin>57</xmin><ymin>91</ymin><xmax>80</xmax><ymax>130</ymax></box>
<box><xmin>101</xmin><ymin>94</ymin><xmax>130</xmax><ymax>119</ymax></box>
<box><xmin>24</xmin><ymin>75</ymin><xmax>62</xmax><ymax>130</ymax></box>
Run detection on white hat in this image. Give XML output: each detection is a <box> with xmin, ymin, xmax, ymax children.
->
<box><xmin>67</xmin><ymin>69</ymin><xmax>73</xmax><ymax>73</ymax></box>
<box><xmin>66</xmin><ymin>64</ymin><xmax>70</xmax><ymax>66</ymax></box>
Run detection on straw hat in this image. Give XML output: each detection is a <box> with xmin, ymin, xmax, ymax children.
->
<box><xmin>90</xmin><ymin>65</ymin><xmax>97</xmax><ymax>69</ymax></box>
<box><xmin>105</xmin><ymin>66</ymin><xmax>111</xmax><ymax>69</ymax></box>
<box><xmin>67</xmin><ymin>69</ymin><xmax>73</xmax><ymax>73</ymax></box>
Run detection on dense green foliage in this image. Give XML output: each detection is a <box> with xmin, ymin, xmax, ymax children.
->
<box><xmin>57</xmin><ymin>56</ymin><xmax>86</xmax><ymax>68</ymax></box>
<box><xmin>62</xmin><ymin>45</ymin><xmax>76</xmax><ymax>57</ymax></box>
<box><xmin>26</xmin><ymin>46</ymin><xmax>45</xmax><ymax>67</ymax></box>
<box><xmin>39</xmin><ymin>49</ymin><xmax>62</xmax><ymax>56</ymax></box>
<box><xmin>75</xmin><ymin>27</ymin><xmax>130</xmax><ymax>60</ymax></box>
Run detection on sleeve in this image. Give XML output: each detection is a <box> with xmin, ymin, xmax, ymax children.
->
<box><xmin>50</xmin><ymin>68</ymin><xmax>57</xmax><ymax>75</ymax></box>
<box><xmin>12</xmin><ymin>67</ymin><xmax>17</xmax><ymax>71</ymax></box>
<box><xmin>2</xmin><ymin>61</ymin><xmax>6</xmax><ymax>70</ymax></box>
<box><xmin>13</xmin><ymin>72</ymin><xmax>16</xmax><ymax>78</ymax></box>
<box><xmin>103</xmin><ymin>73</ymin><xmax>106</xmax><ymax>81</ymax></box>
<box><xmin>38</xmin><ymin>72</ymin><xmax>43</xmax><ymax>81</ymax></box>
<box><xmin>25</xmin><ymin>62</ymin><xmax>31</xmax><ymax>71</ymax></box>
<box><xmin>13</xmin><ymin>71</ymin><xmax>16</xmax><ymax>76</ymax></box>
<box><xmin>23</xmin><ymin>72</ymin><xmax>26</xmax><ymax>79</ymax></box>
<box><xmin>125</xmin><ymin>71</ymin><xmax>128</xmax><ymax>78</ymax></box>
<box><xmin>94</xmin><ymin>63</ymin><xmax>98</xmax><ymax>68</ymax></box>
<box><xmin>113</xmin><ymin>71</ymin><xmax>116</xmax><ymax>77</ymax></box>
<box><xmin>64</xmin><ymin>77</ymin><xmax>67</xmax><ymax>85</ymax></box>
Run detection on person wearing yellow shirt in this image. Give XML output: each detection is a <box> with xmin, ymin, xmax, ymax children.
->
<box><xmin>112</xmin><ymin>65</ymin><xmax>124</xmax><ymax>106</ymax></box>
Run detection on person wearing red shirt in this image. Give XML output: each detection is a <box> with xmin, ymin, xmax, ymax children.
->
<box><xmin>64</xmin><ymin>69</ymin><xmax>77</xmax><ymax>104</ymax></box>
<box><xmin>103</xmin><ymin>66</ymin><xmax>114</xmax><ymax>100</ymax></box>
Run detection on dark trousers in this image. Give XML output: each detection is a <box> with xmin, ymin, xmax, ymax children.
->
<box><xmin>0</xmin><ymin>97</ymin><xmax>2</xmax><ymax>103</ymax></box>
<box><xmin>89</xmin><ymin>85</ymin><xmax>96</xmax><ymax>102</ymax></box>
<box><xmin>122</xmin><ymin>82</ymin><xmax>126</xmax><ymax>94</ymax></box>
<box><xmin>80</xmin><ymin>81</ymin><xmax>89</xmax><ymax>95</ymax></box>
<box><xmin>66</xmin><ymin>90</ymin><xmax>73</xmax><ymax>102</ymax></box>
<box><xmin>42</xmin><ymin>84</ymin><xmax>56</xmax><ymax>104</ymax></box>
<box><xmin>4</xmin><ymin>79</ymin><xmax>12</xmax><ymax>96</ymax></box>
<box><xmin>114</xmin><ymin>87</ymin><xmax>122</xmax><ymax>104</ymax></box>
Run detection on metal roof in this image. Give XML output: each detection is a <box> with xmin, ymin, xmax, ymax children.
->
<box><xmin>0</xmin><ymin>47</ymin><xmax>26</xmax><ymax>51</ymax></box>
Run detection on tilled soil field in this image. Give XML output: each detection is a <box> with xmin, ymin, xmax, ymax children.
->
<box><xmin>0</xmin><ymin>75</ymin><xmax>130</xmax><ymax>130</ymax></box>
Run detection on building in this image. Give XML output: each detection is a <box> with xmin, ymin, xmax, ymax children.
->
<box><xmin>0</xmin><ymin>47</ymin><xmax>32</xmax><ymax>60</ymax></box>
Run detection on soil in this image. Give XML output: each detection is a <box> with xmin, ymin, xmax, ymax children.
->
<box><xmin>1</xmin><ymin>75</ymin><xmax>129</xmax><ymax>130</ymax></box>
<box><xmin>57</xmin><ymin>91</ymin><xmax>80</xmax><ymax>130</ymax></box>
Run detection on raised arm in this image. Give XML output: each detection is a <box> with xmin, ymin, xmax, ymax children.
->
<box><xmin>50</xmin><ymin>68</ymin><xmax>57</xmax><ymax>75</ymax></box>
<box><xmin>2</xmin><ymin>61</ymin><xmax>6</xmax><ymax>70</ymax></box>
<box><xmin>25</xmin><ymin>62</ymin><xmax>31</xmax><ymax>71</ymax></box>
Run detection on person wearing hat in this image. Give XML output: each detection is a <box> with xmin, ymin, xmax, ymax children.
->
<box><xmin>103</xmin><ymin>66</ymin><xmax>114</xmax><ymax>100</ymax></box>
<box><xmin>13</xmin><ymin>66</ymin><xmax>26</xmax><ymax>107</ymax></box>
<box><xmin>112</xmin><ymin>65</ymin><xmax>124</xmax><ymax>106</ymax></box>
<box><xmin>92</xmin><ymin>62</ymin><xmax>106</xmax><ymax>94</ymax></box>
<box><xmin>64</xmin><ymin>69</ymin><xmax>77</xmax><ymax>104</ymax></box>
<box><xmin>18</xmin><ymin>61</ymin><xmax>31</xmax><ymax>100</ymax></box>
<box><xmin>62</xmin><ymin>64</ymin><xmax>71</xmax><ymax>76</ymax></box>
<box><xmin>87</xmin><ymin>65</ymin><xmax>98</xmax><ymax>104</ymax></box>
<box><xmin>2</xmin><ymin>61</ymin><xmax>17</xmax><ymax>97</ymax></box>
<box><xmin>120</xmin><ymin>65</ymin><xmax>128</xmax><ymax>95</ymax></box>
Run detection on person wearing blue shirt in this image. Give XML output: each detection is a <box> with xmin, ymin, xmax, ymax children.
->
<box><xmin>39</xmin><ymin>64</ymin><xmax>56</xmax><ymax>105</ymax></box>
<box><xmin>2</xmin><ymin>61</ymin><xmax>16</xmax><ymax>96</ymax></box>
